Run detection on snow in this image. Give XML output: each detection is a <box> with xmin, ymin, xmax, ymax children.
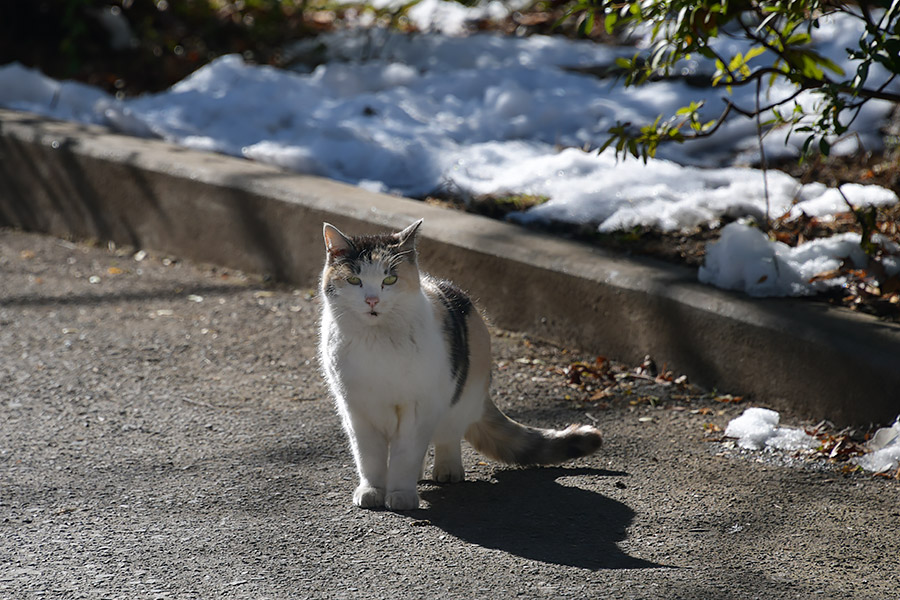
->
<box><xmin>853</xmin><ymin>418</ymin><xmax>900</xmax><ymax>474</ymax></box>
<box><xmin>726</xmin><ymin>408</ymin><xmax>900</xmax><ymax>473</ymax></box>
<box><xmin>0</xmin><ymin>5</ymin><xmax>897</xmax><ymax>298</ymax></box>
<box><xmin>699</xmin><ymin>222</ymin><xmax>900</xmax><ymax>298</ymax></box>
<box><xmin>723</xmin><ymin>408</ymin><xmax>818</xmax><ymax>451</ymax></box>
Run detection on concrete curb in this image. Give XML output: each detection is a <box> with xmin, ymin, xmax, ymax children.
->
<box><xmin>2</xmin><ymin>108</ymin><xmax>898</xmax><ymax>425</ymax></box>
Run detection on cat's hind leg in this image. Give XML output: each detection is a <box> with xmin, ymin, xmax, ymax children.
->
<box><xmin>431</xmin><ymin>417</ymin><xmax>466</xmax><ymax>482</ymax></box>
<box><xmin>431</xmin><ymin>394</ymin><xmax>480</xmax><ymax>483</ymax></box>
<box><xmin>432</xmin><ymin>439</ymin><xmax>464</xmax><ymax>483</ymax></box>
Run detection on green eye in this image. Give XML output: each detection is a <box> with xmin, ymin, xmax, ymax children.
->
<box><xmin>382</xmin><ymin>275</ymin><xmax>398</xmax><ymax>286</ymax></box>
<box><xmin>346</xmin><ymin>276</ymin><xmax>362</xmax><ymax>286</ymax></box>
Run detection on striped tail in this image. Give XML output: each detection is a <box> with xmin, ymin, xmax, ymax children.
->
<box><xmin>464</xmin><ymin>398</ymin><xmax>602</xmax><ymax>466</ymax></box>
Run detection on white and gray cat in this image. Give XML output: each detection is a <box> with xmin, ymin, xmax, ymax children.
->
<box><xmin>319</xmin><ymin>219</ymin><xmax>603</xmax><ymax>510</ymax></box>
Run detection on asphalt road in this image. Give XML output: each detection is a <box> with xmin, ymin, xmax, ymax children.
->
<box><xmin>2</xmin><ymin>228</ymin><xmax>898</xmax><ymax>600</ymax></box>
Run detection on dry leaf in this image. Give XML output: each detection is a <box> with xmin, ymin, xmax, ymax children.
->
<box><xmin>809</xmin><ymin>268</ymin><xmax>843</xmax><ymax>283</ymax></box>
<box><xmin>714</xmin><ymin>394</ymin><xmax>744</xmax><ymax>404</ymax></box>
<box><xmin>589</xmin><ymin>388</ymin><xmax>614</xmax><ymax>401</ymax></box>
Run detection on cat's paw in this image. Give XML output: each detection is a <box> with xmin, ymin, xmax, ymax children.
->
<box><xmin>353</xmin><ymin>485</ymin><xmax>385</xmax><ymax>508</ymax></box>
<box><xmin>384</xmin><ymin>489</ymin><xmax>419</xmax><ymax>511</ymax></box>
<box><xmin>432</xmin><ymin>462</ymin><xmax>465</xmax><ymax>483</ymax></box>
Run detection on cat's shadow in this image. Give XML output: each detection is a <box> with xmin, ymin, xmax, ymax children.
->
<box><xmin>416</xmin><ymin>467</ymin><xmax>663</xmax><ymax>570</ymax></box>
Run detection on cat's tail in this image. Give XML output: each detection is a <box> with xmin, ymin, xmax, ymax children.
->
<box><xmin>464</xmin><ymin>398</ymin><xmax>602</xmax><ymax>466</ymax></box>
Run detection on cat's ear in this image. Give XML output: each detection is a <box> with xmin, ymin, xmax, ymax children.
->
<box><xmin>323</xmin><ymin>223</ymin><xmax>354</xmax><ymax>259</ymax></box>
<box><xmin>394</xmin><ymin>219</ymin><xmax>423</xmax><ymax>252</ymax></box>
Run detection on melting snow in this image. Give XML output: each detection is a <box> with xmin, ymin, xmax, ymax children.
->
<box><xmin>725</xmin><ymin>408</ymin><xmax>900</xmax><ymax>473</ymax></box>
<box><xmin>723</xmin><ymin>408</ymin><xmax>818</xmax><ymax>452</ymax></box>
<box><xmin>853</xmin><ymin>418</ymin><xmax>900</xmax><ymax>474</ymax></box>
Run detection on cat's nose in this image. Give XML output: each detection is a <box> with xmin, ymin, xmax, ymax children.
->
<box><xmin>365</xmin><ymin>295</ymin><xmax>379</xmax><ymax>309</ymax></box>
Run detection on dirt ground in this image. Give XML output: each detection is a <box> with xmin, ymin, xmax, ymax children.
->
<box><xmin>1</xmin><ymin>227</ymin><xmax>898</xmax><ymax>600</ymax></box>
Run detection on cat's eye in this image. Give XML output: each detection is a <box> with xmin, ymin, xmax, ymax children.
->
<box><xmin>346</xmin><ymin>276</ymin><xmax>362</xmax><ymax>286</ymax></box>
<box><xmin>382</xmin><ymin>275</ymin><xmax>398</xmax><ymax>286</ymax></box>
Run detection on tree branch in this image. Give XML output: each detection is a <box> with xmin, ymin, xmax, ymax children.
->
<box><xmin>679</xmin><ymin>99</ymin><xmax>737</xmax><ymax>140</ymax></box>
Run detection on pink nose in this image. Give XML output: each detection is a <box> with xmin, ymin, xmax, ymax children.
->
<box><xmin>365</xmin><ymin>296</ymin><xmax>379</xmax><ymax>309</ymax></box>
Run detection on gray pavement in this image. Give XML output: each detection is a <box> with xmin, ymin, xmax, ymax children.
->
<box><xmin>2</xmin><ymin>228</ymin><xmax>898</xmax><ymax>600</ymax></box>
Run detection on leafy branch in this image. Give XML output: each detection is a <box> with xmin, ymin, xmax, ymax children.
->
<box><xmin>567</xmin><ymin>1</ymin><xmax>900</xmax><ymax>162</ymax></box>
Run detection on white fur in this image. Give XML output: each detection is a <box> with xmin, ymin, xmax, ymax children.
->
<box><xmin>319</xmin><ymin>222</ymin><xmax>602</xmax><ymax>510</ymax></box>
<box><xmin>320</xmin><ymin>256</ymin><xmax>485</xmax><ymax>510</ymax></box>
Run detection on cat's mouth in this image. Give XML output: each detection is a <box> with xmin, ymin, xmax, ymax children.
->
<box><xmin>368</xmin><ymin>310</ymin><xmax>380</xmax><ymax>317</ymax></box>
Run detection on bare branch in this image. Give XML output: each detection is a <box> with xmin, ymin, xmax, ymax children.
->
<box><xmin>756</xmin><ymin>77</ymin><xmax>772</xmax><ymax>229</ymax></box>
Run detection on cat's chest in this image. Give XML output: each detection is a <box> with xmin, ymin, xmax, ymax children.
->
<box><xmin>337</xmin><ymin>326</ymin><xmax>443</xmax><ymax>372</ymax></box>
<box><xmin>328</xmin><ymin>322</ymin><xmax>449</xmax><ymax>400</ymax></box>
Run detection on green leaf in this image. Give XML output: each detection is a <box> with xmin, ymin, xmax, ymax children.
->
<box><xmin>853</xmin><ymin>61</ymin><xmax>871</xmax><ymax>89</ymax></box>
<box><xmin>598</xmin><ymin>135</ymin><xmax>617</xmax><ymax>154</ymax></box>
<box><xmin>885</xmin><ymin>38</ymin><xmax>900</xmax><ymax>52</ymax></box>
<box><xmin>604</xmin><ymin>12</ymin><xmax>617</xmax><ymax>34</ymax></box>
<box><xmin>727</xmin><ymin>51</ymin><xmax>744</xmax><ymax>72</ymax></box>
<box><xmin>755</xmin><ymin>12</ymin><xmax>778</xmax><ymax>34</ymax></box>
<box><xmin>675</xmin><ymin>101</ymin><xmax>702</xmax><ymax>116</ymax></box>
<box><xmin>801</xmin><ymin>136</ymin><xmax>815</xmax><ymax>155</ymax></box>
<box><xmin>785</xmin><ymin>32</ymin><xmax>811</xmax><ymax>46</ymax></box>
<box><xmin>578</xmin><ymin>12</ymin><xmax>595</xmax><ymax>37</ymax></box>
<box><xmin>786</xmin><ymin>50</ymin><xmax>825</xmax><ymax>79</ymax></box>
<box><xmin>811</xmin><ymin>53</ymin><xmax>846</xmax><ymax>77</ymax></box>
<box><xmin>781</xmin><ymin>19</ymin><xmax>800</xmax><ymax>41</ymax></box>
<box><xmin>744</xmin><ymin>45</ymin><xmax>767</xmax><ymax>62</ymax></box>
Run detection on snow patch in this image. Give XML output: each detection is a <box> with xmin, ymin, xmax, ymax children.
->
<box><xmin>726</xmin><ymin>409</ymin><xmax>900</xmax><ymax>474</ymax></box>
<box><xmin>699</xmin><ymin>222</ymin><xmax>900</xmax><ymax>297</ymax></box>
<box><xmin>853</xmin><ymin>418</ymin><xmax>900</xmax><ymax>473</ymax></box>
<box><xmin>699</xmin><ymin>223</ymin><xmax>871</xmax><ymax>297</ymax></box>
<box><xmin>723</xmin><ymin>407</ymin><xmax>818</xmax><ymax>451</ymax></box>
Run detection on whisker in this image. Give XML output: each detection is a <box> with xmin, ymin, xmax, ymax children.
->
<box><xmin>389</xmin><ymin>250</ymin><xmax>414</xmax><ymax>268</ymax></box>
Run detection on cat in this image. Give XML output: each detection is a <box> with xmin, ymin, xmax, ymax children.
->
<box><xmin>318</xmin><ymin>219</ymin><xmax>603</xmax><ymax>510</ymax></box>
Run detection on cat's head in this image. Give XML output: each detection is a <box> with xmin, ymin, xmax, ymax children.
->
<box><xmin>321</xmin><ymin>219</ymin><xmax>423</xmax><ymax>325</ymax></box>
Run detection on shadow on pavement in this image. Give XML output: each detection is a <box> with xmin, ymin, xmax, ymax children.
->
<box><xmin>419</xmin><ymin>466</ymin><xmax>664</xmax><ymax>571</ymax></box>
<box><xmin>0</xmin><ymin>284</ymin><xmax>251</xmax><ymax>309</ymax></box>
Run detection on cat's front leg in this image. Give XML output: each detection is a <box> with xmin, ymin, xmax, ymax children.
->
<box><xmin>353</xmin><ymin>484</ymin><xmax>385</xmax><ymax>508</ymax></box>
<box><xmin>344</xmin><ymin>414</ymin><xmax>389</xmax><ymax>508</ymax></box>
<box><xmin>385</xmin><ymin>434</ymin><xmax>431</xmax><ymax>511</ymax></box>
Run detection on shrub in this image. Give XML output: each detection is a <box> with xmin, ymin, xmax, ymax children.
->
<box><xmin>560</xmin><ymin>1</ymin><xmax>900</xmax><ymax>162</ymax></box>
